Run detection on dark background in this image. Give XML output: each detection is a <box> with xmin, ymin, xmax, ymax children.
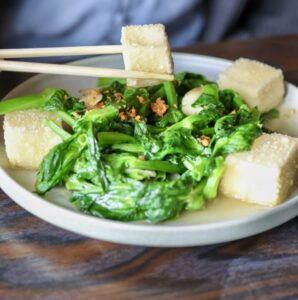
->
<box><xmin>0</xmin><ymin>0</ymin><xmax>297</xmax><ymax>97</ymax></box>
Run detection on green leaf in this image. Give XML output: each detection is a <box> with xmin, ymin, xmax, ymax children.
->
<box><xmin>41</xmin><ymin>88</ymin><xmax>85</xmax><ymax>114</ymax></box>
<box><xmin>123</xmin><ymin>87</ymin><xmax>151</xmax><ymax>116</ymax></box>
<box><xmin>155</xmin><ymin>107</ymin><xmax>184</xmax><ymax>128</ymax></box>
<box><xmin>192</xmin><ymin>84</ymin><xmax>222</xmax><ymax>112</ymax></box>
<box><xmin>35</xmin><ymin>132</ymin><xmax>87</xmax><ymax>194</ymax></box>
<box><xmin>70</xmin><ymin>181</ymin><xmax>145</xmax><ymax>221</ymax></box>
<box><xmin>73</xmin><ymin>106</ymin><xmax>118</xmax><ymax>132</ymax></box>
<box><xmin>175</xmin><ymin>72</ymin><xmax>212</xmax><ymax>96</ymax></box>
<box><xmin>139</xmin><ymin>181</ymin><xmax>187</xmax><ymax>223</ymax></box>
<box><xmin>213</xmin><ymin>123</ymin><xmax>262</xmax><ymax>156</ymax></box>
<box><xmin>203</xmin><ymin>156</ymin><xmax>225</xmax><ymax>199</ymax></box>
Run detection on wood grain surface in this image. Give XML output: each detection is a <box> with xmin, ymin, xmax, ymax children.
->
<box><xmin>1</xmin><ymin>36</ymin><xmax>298</xmax><ymax>300</ymax></box>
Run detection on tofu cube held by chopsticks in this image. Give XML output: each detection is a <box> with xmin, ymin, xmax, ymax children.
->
<box><xmin>121</xmin><ymin>24</ymin><xmax>174</xmax><ymax>87</ymax></box>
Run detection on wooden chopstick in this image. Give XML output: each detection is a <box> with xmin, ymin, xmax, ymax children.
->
<box><xmin>0</xmin><ymin>45</ymin><xmax>123</xmax><ymax>58</ymax></box>
<box><xmin>0</xmin><ymin>60</ymin><xmax>174</xmax><ymax>81</ymax></box>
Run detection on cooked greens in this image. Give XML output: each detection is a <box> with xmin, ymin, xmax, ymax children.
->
<box><xmin>0</xmin><ymin>88</ymin><xmax>85</xmax><ymax>116</ymax></box>
<box><xmin>1</xmin><ymin>72</ymin><xmax>269</xmax><ymax>223</ymax></box>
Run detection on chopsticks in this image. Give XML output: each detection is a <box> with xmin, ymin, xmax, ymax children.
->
<box><xmin>0</xmin><ymin>60</ymin><xmax>174</xmax><ymax>80</ymax></box>
<box><xmin>0</xmin><ymin>45</ymin><xmax>174</xmax><ymax>81</ymax></box>
<box><xmin>0</xmin><ymin>45</ymin><xmax>123</xmax><ymax>58</ymax></box>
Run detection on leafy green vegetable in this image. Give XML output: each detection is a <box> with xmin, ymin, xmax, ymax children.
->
<box><xmin>70</xmin><ymin>178</ymin><xmax>188</xmax><ymax>223</ymax></box>
<box><xmin>1</xmin><ymin>70</ymin><xmax>268</xmax><ymax>223</ymax></box>
<box><xmin>0</xmin><ymin>88</ymin><xmax>85</xmax><ymax>116</ymax></box>
<box><xmin>155</xmin><ymin>107</ymin><xmax>184</xmax><ymax>128</ymax></box>
<box><xmin>138</xmin><ymin>180</ymin><xmax>187</xmax><ymax>223</ymax></box>
<box><xmin>154</xmin><ymin>81</ymin><xmax>184</xmax><ymax>127</ymax></box>
<box><xmin>35</xmin><ymin>132</ymin><xmax>87</xmax><ymax>194</ymax></box>
<box><xmin>212</xmin><ymin>123</ymin><xmax>262</xmax><ymax>156</ymax></box>
<box><xmin>175</xmin><ymin>72</ymin><xmax>211</xmax><ymax>96</ymax></box>
<box><xmin>73</xmin><ymin>106</ymin><xmax>118</xmax><ymax>132</ymax></box>
<box><xmin>41</xmin><ymin>88</ymin><xmax>85</xmax><ymax>114</ymax></box>
<box><xmin>192</xmin><ymin>84</ymin><xmax>223</xmax><ymax>113</ymax></box>
<box><xmin>70</xmin><ymin>182</ymin><xmax>145</xmax><ymax>221</ymax></box>
<box><xmin>36</xmin><ymin>106</ymin><xmax>118</xmax><ymax>194</ymax></box>
<box><xmin>123</xmin><ymin>87</ymin><xmax>151</xmax><ymax>116</ymax></box>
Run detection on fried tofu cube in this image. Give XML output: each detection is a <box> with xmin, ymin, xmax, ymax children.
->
<box><xmin>121</xmin><ymin>24</ymin><xmax>173</xmax><ymax>87</ymax></box>
<box><xmin>218</xmin><ymin>58</ymin><xmax>284</xmax><ymax>112</ymax></box>
<box><xmin>219</xmin><ymin>133</ymin><xmax>298</xmax><ymax>206</ymax></box>
<box><xmin>4</xmin><ymin>110</ymin><xmax>62</xmax><ymax>170</ymax></box>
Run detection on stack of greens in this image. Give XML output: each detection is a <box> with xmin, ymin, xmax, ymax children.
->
<box><xmin>0</xmin><ymin>72</ymin><xmax>274</xmax><ymax>223</ymax></box>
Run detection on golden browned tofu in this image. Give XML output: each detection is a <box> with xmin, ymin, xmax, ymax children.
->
<box><xmin>218</xmin><ymin>58</ymin><xmax>284</xmax><ymax>112</ymax></box>
<box><xmin>4</xmin><ymin>110</ymin><xmax>62</xmax><ymax>170</ymax></box>
<box><xmin>220</xmin><ymin>133</ymin><xmax>298</xmax><ymax>206</ymax></box>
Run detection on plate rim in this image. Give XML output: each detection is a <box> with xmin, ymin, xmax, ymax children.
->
<box><xmin>1</xmin><ymin>52</ymin><xmax>298</xmax><ymax>247</ymax></box>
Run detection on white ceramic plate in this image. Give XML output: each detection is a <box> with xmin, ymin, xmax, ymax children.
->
<box><xmin>1</xmin><ymin>53</ymin><xmax>298</xmax><ymax>247</ymax></box>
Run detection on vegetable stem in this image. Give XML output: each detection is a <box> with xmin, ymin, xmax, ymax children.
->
<box><xmin>57</xmin><ymin>111</ymin><xmax>76</xmax><ymax>127</ymax></box>
<box><xmin>98</xmin><ymin>132</ymin><xmax>136</xmax><ymax>146</ymax></box>
<box><xmin>128</xmin><ymin>159</ymin><xmax>184</xmax><ymax>174</ymax></box>
<box><xmin>46</xmin><ymin>119</ymin><xmax>71</xmax><ymax>140</ymax></box>
<box><xmin>0</xmin><ymin>95</ymin><xmax>45</xmax><ymax>115</ymax></box>
<box><xmin>0</xmin><ymin>88</ymin><xmax>64</xmax><ymax>115</ymax></box>
<box><xmin>163</xmin><ymin>81</ymin><xmax>177</xmax><ymax>107</ymax></box>
<box><xmin>152</xmin><ymin>86</ymin><xmax>166</xmax><ymax>99</ymax></box>
<box><xmin>111</xmin><ymin>143</ymin><xmax>144</xmax><ymax>153</ymax></box>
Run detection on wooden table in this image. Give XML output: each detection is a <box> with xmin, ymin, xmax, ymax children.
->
<box><xmin>1</xmin><ymin>36</ymin><xmax>298</xmax><ymax>300</ymax></box>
